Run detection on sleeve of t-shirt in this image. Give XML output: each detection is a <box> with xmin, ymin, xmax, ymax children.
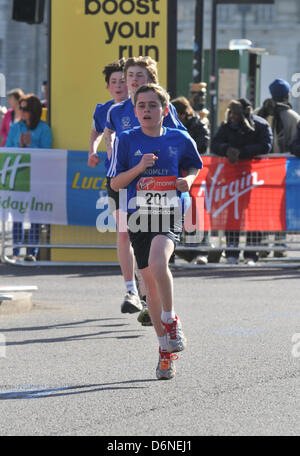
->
<box><xmin>93</xmin><ymin>104</ymin><xmax>105</xmax><ymax>133</ymax></box>
<box><xmin>179</xmin><ymin>133</ymin><xmax>203</xmax><ymax>171</ymax></box>
<box><xmin>163</xmin><ymin>103</ymin><xmax>187</xmax><ymax>131</ymax></box>
<box><xmin>105</xmin><ymin>104</ymin><xmax>116</xmax><ymax>132</ymax></box>
<box><xmin>111</xmin><ymin>133</ymin><xmax>129</xmax><ymax>177</ymax></box>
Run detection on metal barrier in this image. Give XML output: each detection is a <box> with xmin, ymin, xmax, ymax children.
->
<box><xmin>1</xmin><ymin>152</ymin><xmax>300</xmax><ymax>269</ymax></box>
<box><xmin>175</xmin><ymin>230</ymin><xmax>300</xmax><ymax>269</ymax></box>
<box><xmin>1</xmin><ymin>220</ymin><xmax>119</xmax><ymax>266</ymax></box>
<box><xmin>2</xmin><ymin>220</ymin><xmax>300</xmax><ymax>269</ymax></box>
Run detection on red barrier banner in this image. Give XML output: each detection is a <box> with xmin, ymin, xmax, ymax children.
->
<box><xmin>190</xmin><ymin>156</ymin><xmax>286</xmax><ymax>231</ymax></box>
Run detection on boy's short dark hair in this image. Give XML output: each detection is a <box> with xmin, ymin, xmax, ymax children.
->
<box><xmin>124</xmin><ymin>56</ymin><xmax>158</xmax><ymax>84</ymax></box>
<box><xmin>134</xmin><ymin>84</ymin><xmax>170</xmax><ymax>110</ymax></box>
<box><xmin>102</xmin><ymin>58</ymin><xmax>126</xmax><ymax>85</ymax></box>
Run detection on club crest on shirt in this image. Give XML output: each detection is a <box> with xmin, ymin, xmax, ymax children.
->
<box><xmin>168</xmin><ymin>146</ymin><xmax>178</xmax><ymax>157</ymax></box>
<box><xmin>121</xmin><ymin>116</ymin><xmax>131</xmax><ymax>130</ymax></box>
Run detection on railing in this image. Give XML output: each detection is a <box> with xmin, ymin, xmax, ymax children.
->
<box><xmin>1</xmin><ymin>151</ymin><xmax>300</xmax><ymax>269</ymax></box>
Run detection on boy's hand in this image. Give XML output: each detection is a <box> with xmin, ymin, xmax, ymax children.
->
<box><xmin>138</xmin><ymin>153</ymin><xmax>158</xmax><ymax>172</ymax></box>
<box><xmin>88</xmin><ymin>153</ymin><xmax>100</xmax><ymax>168</ymax></box>
<box><xmin>176</xmin><ymin>177</ymin><xmax>191</xmax><ymax>192</ymax></box>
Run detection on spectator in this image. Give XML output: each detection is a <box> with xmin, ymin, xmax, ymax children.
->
<box><xmin>6</xmin><ymin>94</ymin><xmax>52</xmax><ymax>262</ymax></box>
<box><xmin>171</xmin><ymin>96</ymin><xmax>210</xmax><ymax>264</ymax></box>
<box><xmin>289</xmin><ymin>121</ymin><xmax>300</xmax><ymax>158</ymax></box>
<box><xmin>256</xmin><ymin>78</ymin><xmax>300</xmax><ymax>154</ymax></box>
<box><xmin>211</xmin><ymin>98</ymin><xmax>273</xmax><ymax>265</ymax></box>
<box><xmin>41</xmin><ymin>80</ymin><xmax>48</xmax><ymax>107</ymax></box>
<box><xmin>40</xmin><ymin>81</ymin><xmax>48</xmax><ymax>122</ymax></box>
<box><xmin>0</xmin><ymin>88</ymin><xmax>24</xmax><ymax>146</ymax></box>
<box><xmin>0</xmin><ymin>105</ymin><xmax>7</xmax><ymax>144</ymax></box>
<box><xmin>171</xmin><ymin>96</ymin><xmax>209</xmax><ymax>154</ymax></box>
<box><xmin>255</xmin><ymin>79</ymin><xmax>300</xmax><ymax>257</ymax></box>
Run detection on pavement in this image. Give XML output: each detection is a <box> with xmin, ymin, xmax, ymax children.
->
<box><xmin>0</xmin><ymin>262</ymin><xmax>300</xmax><ymax>437</ymax></box>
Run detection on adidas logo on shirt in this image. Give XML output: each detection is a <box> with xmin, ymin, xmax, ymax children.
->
<box><xmin>134</xmin><ymin>149</ymin><xmax>143</xmax><ymax>156</ymax></box>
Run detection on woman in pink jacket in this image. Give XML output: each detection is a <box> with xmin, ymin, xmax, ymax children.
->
<box><xmin>0</xmin><ymin>88</ymin><xmax>24</xmax><ymax>146</ymax></box>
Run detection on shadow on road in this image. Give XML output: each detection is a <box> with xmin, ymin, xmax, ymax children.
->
<box><xmin>0</xmin><ymin>379</ymin><xmax>157</xmax><ymax>400</ymax></box>
<box><xmin>0</xmin><ymin>318</ymin><xmax>128</xmax><ymax>333</ymax></box>
<box><xmin>0</xmin><ymin>317</ymin><xmax>145</xmax><ymax>346</ymax></box>
<box><xmin>0</xmin><ymin>264</ymin><xmax>121</xmax><ymax>278</ymax></box>
<box><xmin>172</xmin><ymin>268</ymin><xmax>300</xmax><ymax>281</ymax></box>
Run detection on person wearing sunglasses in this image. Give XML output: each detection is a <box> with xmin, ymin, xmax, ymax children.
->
<box><xmin>6</xmin><ymin>94</ymin><xmax>52</xmax><ymax>262</ymax></box>
<box><xmin>6</xmin><ymin>94</ymin><xmax>52</xmax><ymax>149</ymax></box>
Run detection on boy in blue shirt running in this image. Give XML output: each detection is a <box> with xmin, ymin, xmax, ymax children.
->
<box><xmin>105</xmin><ymin>56</ymin><xmax>185</xmax><ymax>326</ymax></box>
<box><xmin>111</xmin><ymin>84</ymin><xmax>203</xmax><ymax>380</ymax></box>
<box><xmin>88</xmin><ymin>58</ymin><xmax>128</xmax><ymax>168</ymax></box>
<box><xmin>88</xmin><ymin>59</ymin><xmax>145</xmax><ymax>316</ymax></box>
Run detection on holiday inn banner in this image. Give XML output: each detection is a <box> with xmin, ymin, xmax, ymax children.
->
<box><xmin>0</xmin><ymin>148</ymin><xmax>67</xmax><ymax>224</ymax></box>
<box><xmin>1</xmin><ymin>148</ymin><xmax>300</xmax><ymax>231</ymax></box>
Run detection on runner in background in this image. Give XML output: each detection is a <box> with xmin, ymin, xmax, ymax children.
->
<box><xmin>88</xmin><ymin>59</ymin><xmax>144</xmax><ymax>316</ymax></box>
<box><xmin>111</xmin><ymin>84</ymin><xmax>203</xmax><ymax>380</ymax></box>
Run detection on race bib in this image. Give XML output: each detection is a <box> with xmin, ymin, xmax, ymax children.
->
<box><xmin>136</xmin><ymin>176</ymin><xmax>178</xmax><ymax>213</ymax></box>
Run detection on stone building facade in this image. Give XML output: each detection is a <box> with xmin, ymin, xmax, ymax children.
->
<box><xmin>178</xmin><ymin>0</ymin><xmax>300</xmax><ymax>111</ymax></box>
<box><xmin>0</xmin><ymin>0</ymin><xmax>48</xmax><ymax>100</ymax></box>
<box><xmin>0</xmin><ymin>0</ymin><xmax>299</xmax><ymax>111</ymax></box>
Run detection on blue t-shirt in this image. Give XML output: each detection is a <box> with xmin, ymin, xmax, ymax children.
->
<box><xmin>106</xmin><ymin>98</ymin><xmax>186</xmax><ymax>137</ymax></box>
<box><xmin>112</xmin><ymin>127</ymin><xmax>203</xmax><ymax>213</ymax></box>
<box><xmin>93</xmin><ymin>99</ymin><xmax>115</xmax><ymax>133</ymax></box>
<box><xmin>106</xmin><ymin>98</ymin><xmax>187</xmax><ymax>176</ymax></box>
<box><xmin>6</xmin><ymin>120</ymin><xmax>52</xmax><ymax>148</ymax></box>
<box><xmin>92</xmin><ymin>99</ymin><xmax>115</xmax><ymax>172</ymax></box>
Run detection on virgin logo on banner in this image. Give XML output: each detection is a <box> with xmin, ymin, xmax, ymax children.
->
<box><xmin>190</xmin><ymin>157</ymin><xmax>286</xmax><ymax>231</ymax></box>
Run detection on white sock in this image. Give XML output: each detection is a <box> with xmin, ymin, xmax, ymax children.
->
<box><xmin>125</xmin><ymin>280</ymin><xmax>138</xmax><ymax>295</ymax></box>
<box><xmin>161</xmin><ymin>309</ymin><xmax>176</xmax><ymax>324</ymax></box>
<box><xmin>157</xmin><ymin>334</ymin><xmax>167</xmax><ymax>351</ymax></box>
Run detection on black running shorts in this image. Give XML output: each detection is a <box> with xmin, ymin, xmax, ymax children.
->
<box><xmin>106</xmin><ymin>176</ymin><xmax>119</xmax><ymax>212</ymax></box>
<box><xmin>127</xmin><ymin>212</ymin><xmax>183</xmax><ymax>270</ymax></box>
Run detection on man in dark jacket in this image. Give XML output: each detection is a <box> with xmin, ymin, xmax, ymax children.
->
<box><xmin>255</xmin><ymin>79</ymin><xmax>300</xmax><ymax>257</ymax></box>
<box><xmin>289</xmin><ymin>121</ymin><xmax>300</xmax><ymax>158</ymax></box>
<box><xmin>255</xmin><ymin>78</ymin><xmax>300</xmax><ymax>155</ymax></box>
<box><xmin>211</xmin><ymin>98</ymin><xmax>273</xmax><ymax>264</ymax></box>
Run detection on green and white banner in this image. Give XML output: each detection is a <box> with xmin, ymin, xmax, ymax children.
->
<box><xmin>0</xmin><ymin>148</ymin><xmax>68</xmax><ymax>224</ymax></box>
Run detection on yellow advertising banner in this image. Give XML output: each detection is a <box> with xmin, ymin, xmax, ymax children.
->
<box><xmin>50</xmin><ymin>0</ymin><xmax>177</xmax><ymax>150</ymax></box>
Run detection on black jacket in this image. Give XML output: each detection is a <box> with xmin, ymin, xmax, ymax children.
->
<box><xmin>211</xmin><ymin>114</ymin><xmax>273</xmax><ymax>159</ymax></box>
<box><xmin>289</xmin><ymin>122</ymin><xmax>300</xmax><ymax>158</ymax></box>
<box><xmin>185</xmin><ymin>114</ymin><xmax>210</xmax><ymax>155</ymax></box>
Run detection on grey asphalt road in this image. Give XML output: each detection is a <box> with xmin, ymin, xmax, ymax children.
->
<box><xmin>0</xmin><ymin>262</ymin><xmax>300</xmax><ymax>437</ymax></box>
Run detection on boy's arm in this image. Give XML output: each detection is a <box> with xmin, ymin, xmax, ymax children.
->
<box><xmin>111</xmin><ymin>154</ymin><xmax>158</xmax><ymax>191</ymax></box>
<box><xmin>176</xmin><ymin>167</ymin><xmax>199</xmax><ymax>192</ymax></box>
<box><xmin>104</xmin><ymin>127</ymin><xmax>115</xmax><ymax>160</ymax></box>
<box><xmin>88</xmin><ymin>129</ymin><xmax>102</xmax><ymax>167</ymax></box>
